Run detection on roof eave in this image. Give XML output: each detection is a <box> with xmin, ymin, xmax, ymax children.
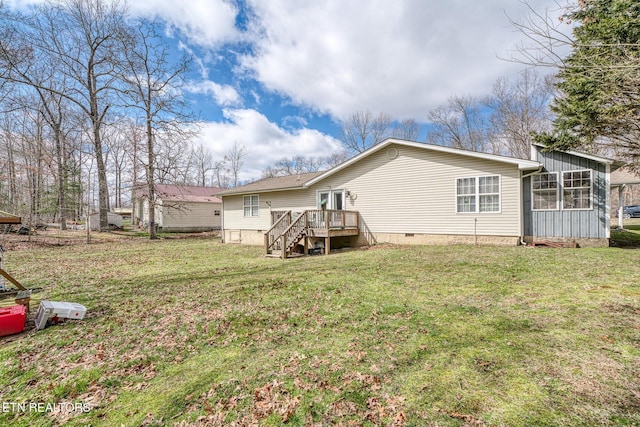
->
<box><xmin>306</xmin><ymin>138</ymin><xmax>543</xmax><ymax>186</ymax></box>
<box><xmin>219</xmin><ymin>184</ymin><xmax>307</xmax><ymax>197</ymax></box>
<box><xmin>532</xmin><ymin>142</ymin><xmax>620</xmax><ymax>165</ymax></box>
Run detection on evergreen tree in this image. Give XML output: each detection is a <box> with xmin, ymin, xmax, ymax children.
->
<box><xmin>537</xmin><ymin>0</ymin><xmax>640</xmax><ymax>160</ymax></box>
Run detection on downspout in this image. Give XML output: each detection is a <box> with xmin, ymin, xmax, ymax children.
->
<box><xmin>520</xmin><ymin>166</ymin><xmax>543</xmax><ymax>245</ymax></box>
<box><xmin>221</xmin><ymin>197</ymin><xmax>225</xmax><ymax>243</ymax></box>
<box><xmin>618</xmin><ymin>184</ymin><xmax>626</xmax><ymax>229</ymax></box>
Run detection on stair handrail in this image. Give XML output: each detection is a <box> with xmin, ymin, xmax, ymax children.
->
<box><xmin>282</xmin><ymin>211</ymin><xmax>308</xmax><ymax>255</ymax></box>
<box><xmin>264</xmin><ymin>210</ymin><xmax>291</xmax><ymax>253</ymax></box>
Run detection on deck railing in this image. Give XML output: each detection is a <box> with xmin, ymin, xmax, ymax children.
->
<box><xmin>281</xmin><ymin>212</ymin><xmax>308</xmax><ymax>258</ymax></box>
<box><xmin>264</xmin><ymin>210</ymin><xmax>291</xmax><ymax>254</ymax></box>
<box><xmin>306</xmin><ymin>209</ymin><xmax>358</xmax><ymax>230</ymax></box>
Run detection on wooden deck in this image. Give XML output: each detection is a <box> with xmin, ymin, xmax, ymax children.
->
<box><xmin>265</xmin><ymin>209</ymin><xmax>359</xmax><ymax>258</ymax></box>
<box><xmin>306</xmin><ymin>227</ymin><xmax>360</xmax><ymax>238</ymax></box>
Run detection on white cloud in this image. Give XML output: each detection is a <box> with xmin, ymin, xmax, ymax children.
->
<box><xmin>186</xmin><ymin>80</ymin><xmax>242</xmax><ymax>107</ymax></box>
<box><xmin>129</xmin><ymin>0</ymin><xmax>240</xmax><ymax>47</ymax></box>
<box><xmin>196</xmin><ymin>109</ymin><xmax>342</xmax><ymax>182</ymax></box>
<box><xmin>240</xmin><ymin>0</ymin><xmax>561</xmax><ymax>120</ymax></box>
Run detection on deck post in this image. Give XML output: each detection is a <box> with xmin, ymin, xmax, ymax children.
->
<box><xmin>281</xmin><ymin>235</ymin><xmax>287</xmax><ymax>259</ymax></box>
<box><xmin>325</xmin><ymin>236</ymin><xmax>330</xmax><ymax>255</ymax></box>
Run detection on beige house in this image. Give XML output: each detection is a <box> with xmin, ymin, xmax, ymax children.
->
<box><xmin>133</xmin><ymin>184</ymin><xmax>223</xmax><ymax>232</ymax></box>
<box><xmin>219</xmin><ymin>139</ymin><xmax>547</xmax><ymax>256</ymax></box>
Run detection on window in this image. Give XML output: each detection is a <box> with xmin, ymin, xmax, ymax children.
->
<box><xmin>243</xmin><ymin>195</ymin><xmax>259</xmax><ymax>217</ymax></box>
<box><xmin>532</xmin><ymin>172</ymin><xmax>558</xmax><ymax>210</ymax></box>
<box><xmin>563</xmin><ymin>170</ymin><xmax>592</xmax><ymax>209</ymax></box>
<box><xmin>456</xmin><ymin>175</ymin><xmax>500</xmax><ymax>213</ymax></box>
<box><xmin>456</xmin><ymin>178</ymin><xmax>476</xmax><ymax>213</ymax></box>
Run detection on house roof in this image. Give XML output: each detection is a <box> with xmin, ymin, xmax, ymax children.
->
<box><xmin>135</xmin><ymin>184</ymin><xmax>223</xmax><ymax>203</ymax></box>
<box><xmin>531</xmin><ymin>143</ymin><xmax>625</xmax><ymax>168</ymax></box>
<box><xmin>219</xmin><ymin>139</ymin><xmax>542</xmax><ymax>196</ymax></box>
<box><xmin>611</xmin><ymin>166</ymin><xmax>640</xmax><ymax>187</ymax></box>
<box><xmin>306</xmin><ymin>139</ymin><xmax>542</xmax><ymax>187</ymax></box>
<box><xmin>217</xmin><ymin>171</ymin><xmax>324</xmax><ymax>196</ymax></box>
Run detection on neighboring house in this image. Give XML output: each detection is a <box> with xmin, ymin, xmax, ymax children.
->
<box><xmin>218</xmin><ymin>139</ymin><xmax>622</xmax><ymax>257</ymax></box>
<box><xmin>610</xmin><ymin>166</ymin><xmax>640</xmax><ymax>227</ymax></box>
<box><xmin>113</xmin><ymin>207</ymin><xmax>133</xmax><ymax>220</ymax></box>
<box><xmin>133</xmin><ymin>184</ymin><xmax>223</xmax><ymax>232</ymax></box>
<box><xmin>89</xmin><ymin>212</ymin><xmax>123</xmax><ymax>230</ymax></box>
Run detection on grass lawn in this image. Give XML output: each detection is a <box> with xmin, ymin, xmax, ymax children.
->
<box><xmin>0</xmin><ymin>236</ymin><xmax>638</xmax><ymax>426</ymax></box>
<box><xmin>611</xmin><ymin>220</ymin><xmax>640</xmax><ymax>247</ymax></box>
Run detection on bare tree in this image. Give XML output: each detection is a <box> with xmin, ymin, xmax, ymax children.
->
<box><xmin>191</xmin><ymin>144</ymin><xmax>214</xmax><ymax>186</ymax></box>
<box><xmin>0</xmin><ymin>0</ymin><xmax>131</xmax><ymax>230</ymax></box>
<box><xmin>103</xmin><ymin>122</ymin><xmax>133</xmax><ymax>209</ymax></box>
<box><xmin>227</xmin><ymin>141</ymin><xmax>247</xmax><ymax>188</ymax></box>
<box><xmin>262</xmin><ymin>155</ymin><xmax>320</xmax><ymax>178</ymax></box>
<box><xmin>120</xmin><ymin>18</ymin><xmax>193</xmax><ymax>239</ymax></box>
<box><xmin>260</xmin><ymin>152</ymin><xmax>352</xmax><ymax>178</ymax></box>
<box><xmin>0</xmin><ymin>112</ymin><xmax>18</xmax><ymax>211</ymax></box>
<box><xmin>212</xmin><ymin>157</ymin><xmax>230</xmax><ymax>189</ymax></box>
<box><xmin>427</xmin><ymin>95</ymin><xmax>492</xmax><ymax>153</ymax></box>
<box><xmin>485</xmin><ymin>70</ymin><xmax>554</xmax><ymax>158</ymax></box>
<box><xmin>339</xmin><ymin>110</ymin><xmax>392</xmax><ymax>154</ymax></box>
<box><xmin>391</xmin><ymin>118</ymin><xmax>421</xmax><ymax>141</ymax></box>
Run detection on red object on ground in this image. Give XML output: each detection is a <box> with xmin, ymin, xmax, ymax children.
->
<box><xmin>0</xmin><ymin>305</ymin><xmax>26</xmax><ymax>337</ymax></box>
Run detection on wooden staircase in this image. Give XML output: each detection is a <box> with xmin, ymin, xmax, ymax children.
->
<box><xmin>265</xmin><ymin>211</ymin><xmax>308</xmax><ymax>259</ymax></box>
<box><xmin>266</xmin><ymin>228</ymin><xmax>307</xmax><ymax>258</ymax></box>
<box><xmin>264</xmin><ymin>209</ymin><xmax>359</xmax><ymax>259</ymax></box>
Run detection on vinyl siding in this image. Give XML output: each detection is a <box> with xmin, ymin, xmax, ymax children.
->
<box><xmin>223</xmin><ymin>189</ymin><xmax>316</xmax><ymax>231</ymax></box>
<box><xmin>223</xmin><ymin>143</ymin><xmax>523</xmax><ymax>237</ymax></box>
<box><xmin>158</xmin><ymin>200</ymin><xmax>221</xmax><ymax>230</ymax></box>
<box><xmin>309</xmin><ymin>145</ymin><xmax>522</xmax><ymax>236</ymax></box>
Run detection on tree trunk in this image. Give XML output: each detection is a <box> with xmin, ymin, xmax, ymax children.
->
<box><xmin>54</xmin><ymin>127</ymin><xmax>67</xmax><ymax>230</ymax></box>
<box><xmin>147</xmin><ymin>115</ymin><xmax>157</xmax><ymax>240</ymax></box>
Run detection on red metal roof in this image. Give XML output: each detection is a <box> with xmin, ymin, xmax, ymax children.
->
<box><xmin>134</xmin><ymin>184</ymin><xmax>223</xmax><ymax>203</ymax></box>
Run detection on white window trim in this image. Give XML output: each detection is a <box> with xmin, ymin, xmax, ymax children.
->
<box><xmin>243</xmin><ymin>195</ymin><xmax>259</xmax><ymax>217</ymax></box>
<box><xmin>562</xmin><ymin>169</ymin><xmax>593</xmax><ymax>211</ymax></box>
<box><xmin>531</xmin><ymin>172</ymin><xmax>559</xmax><ymax>211</ymax></box>
<box><xmin>316</xmin><ymin>189</ymin><xmax>345</xmax><ymax>210</ymax></box>
<box><xmin>455</xmin><ymin>175</ymin><xmax>501</xmax><ymax>214</ymax></box>
<box><xmin>317</xmin><ymin>190</ymin><xmax>330</xmax><ymax>209</ymax></box>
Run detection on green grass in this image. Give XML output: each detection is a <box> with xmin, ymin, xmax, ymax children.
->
<box><xmin>611</xmin><ymin>222</ymin><xmax>640</xmax><ymax>247</ymax></box>
<box><xmin>0</xmin><ymin>237</ymin><xmax>638</xmax><ymax>426</ymax></box>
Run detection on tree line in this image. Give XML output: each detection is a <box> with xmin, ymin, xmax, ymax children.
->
<box><xmin>0</xmin><ymin>0</ymin><xmax>244</xmax><ymax>238</ymax></box>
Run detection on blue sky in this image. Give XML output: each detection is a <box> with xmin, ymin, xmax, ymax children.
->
<box><xmin>8</xmin><ymin>0</ymin><xmax>563</xmax><ymax>182</ymax></box>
